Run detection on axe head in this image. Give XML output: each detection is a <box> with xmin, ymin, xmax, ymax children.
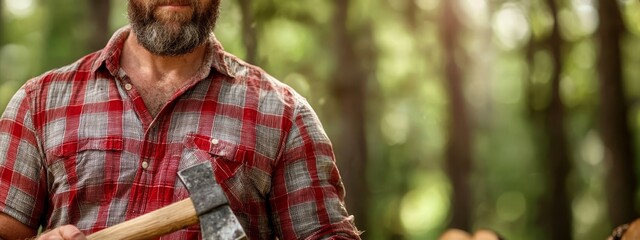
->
<box><xmin>179</xmin><ymin>162</ymin><xmax>247</xmax><ymax>240</ymax></box>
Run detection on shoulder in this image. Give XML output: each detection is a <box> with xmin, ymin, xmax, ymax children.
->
<box><xmin>222</xmin><ymin>53</ymin><xmax>306</xmax><ymax>110</ymax></box>
<box><xmin>18</xmin><ymin>50</ymin><xmax>106</xmax><ymax>119</ymax></box>
<box><xmin>23</xmin><ymin>50</ymin><xmax>102</xmax><ymax>94</ymax></box>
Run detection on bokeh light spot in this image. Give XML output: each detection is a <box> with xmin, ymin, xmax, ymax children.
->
<box><xmin>6</xmin><ymin>0</ymin><xmax>35</xmax><ymax>18</ymax></box>
<box><xmin>400</xmin><ymin>183</ymin><xmax>448</xmax><ymax>234</ymax></box>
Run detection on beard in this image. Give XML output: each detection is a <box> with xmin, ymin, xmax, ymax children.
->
<box><xmin>128</xmin><ymin>0</ymin><xmax>220</xmax><ymax>56</ymax></box>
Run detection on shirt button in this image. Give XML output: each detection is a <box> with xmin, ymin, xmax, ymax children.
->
<box><xmin>124</xmin><ymin>83</ymin><xmax>133</xmax><ymax>91</ymax></box>
<box><xmin>141</xmin><ymin>161</ymin><xmax>149</xmax><ymax>169</ymax></box>
<box><xmin>211</xmin><ymin>138</ymin><xmax>219</xmax><ymax>145</ymax></box>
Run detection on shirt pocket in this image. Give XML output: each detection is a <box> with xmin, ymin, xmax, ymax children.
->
<box><xmin>45</xmin><ymin>137</ymin><xmax>124</xmax><ymax>204</ymax></box>
<box><xmin>179</xmin><ymin>134</ymin><xmax>274</xmax><ymax>202</ymax></box>
<box><xmin>181</xmin><ymin>133</ymin><xmax>246</xmax><ymax>183</ymax></box>
<box><xmin>174</xmin><ymin>134</ymin><xmax>244</xmax><ymax>208</ymax></box>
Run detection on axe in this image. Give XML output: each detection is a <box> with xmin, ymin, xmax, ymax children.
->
<box><xmin>87</xmin><ymin>162</ymin><xmax>247</xmax><ymax>240</ymax></box>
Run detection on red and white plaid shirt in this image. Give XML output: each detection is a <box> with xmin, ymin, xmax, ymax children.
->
<box><xmin>0</xmin><ymin>26</ymin><xmax>360</xmax><ymax>239</ymax></box>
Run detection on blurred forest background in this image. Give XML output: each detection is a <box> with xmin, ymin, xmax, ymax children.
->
<box><xmin>1</xmin><ymin>0</ymin><xmax>640</xmax><ymax>239</ymax></box>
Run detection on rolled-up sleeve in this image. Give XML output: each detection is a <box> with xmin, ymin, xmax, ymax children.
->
<box><xmin>269</xmin><ymin>97</ymin><xmax>361</xmax><ymax>240</ymax></box>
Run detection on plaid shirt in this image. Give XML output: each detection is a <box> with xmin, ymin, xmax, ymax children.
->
<box><xmin>0</xmin><ymin>26</ymin><xmax>360</xmax><ymax>239</ymax></box>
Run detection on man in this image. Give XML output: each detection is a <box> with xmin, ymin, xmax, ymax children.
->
<box><xmin>0</xmin><ymin>0</ymin><xmax>360</xmax><ymax>239</ymax></box>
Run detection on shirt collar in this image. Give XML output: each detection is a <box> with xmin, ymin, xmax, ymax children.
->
<box><xmin>91</xmin><ymin>25</ymin><xmax>237</xmax><ymax>79</ymax></box>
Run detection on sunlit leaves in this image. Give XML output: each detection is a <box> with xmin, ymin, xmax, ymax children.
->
<box><xmin>572</xmin><ymin>131</ymin><xmax>608</xmax><ymax>238</ymax></box>
<box><xmin>529</xmin><ymin>0</ymin><xmax>554</xmax><ymax>41</ymax></box>
<box><xmin>458</xmin><ymin>0</ymin><xmax>490</xmax><ymax>29</ymax></box>
<box><xmin>260</xmin><ymin>19</ymin><xmax>314</xmax><ymax>68</ymax></box>
<box><xmin>375</xmin><ymin>21</ymin><xmax>418</xmax><ymax>92</ymax></box>
<box><xmin>5</xmin><ymin>0</ymin><xmax>35</xmax><ymax>18</ymax></box>
<box><xmin>415</xmin><ymin>0</ymin><xmax>440</xmax><ymax>11</ymax></box>
<box><xmin>561</xmin><ymin>39</ymin><xmax>597</xmax><ymax>108</ymax></box>
<box><xmin>400</xmin><ymin>172</ymin><xmax>450</xmax><ymax>237</ymax></box>
<box><xmin>381</xmin><ymin>104</ymin><xmax>411</xmax><ymax>146</ymax></box>
<box><xmin>215</xmin><ymin>0</ymin><xmax>244</xmax><ymax>58</ymax></box>
<box><xmin>491</xmin><ymin>53</ymin><xmax>526</xmax><ymax>104</ymax></box>
<box><xmin>493</xmin><ymin>3</ymin><xmax>530</xmax><ymax>50</ymax></box>
<box><xmin>557</xmin><ymin>3</ymin><xmax>598</xmax><ymax>41</ymax></box>
<box><xmin>620</xmin><ymin>0</ymin><xmax>640</xmax><ymax>36</ymax></box>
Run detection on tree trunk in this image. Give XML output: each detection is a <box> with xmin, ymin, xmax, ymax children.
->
<box><xmin>87</xmin><ymin>0</ymin><xmax>111</xmax><ymax>52</ymax></box>
<box><xmin>404</xmin><ymin>0</ymin><xmax>419</xmax><ymax>31</ymax></box>
<box><xmin>331</xmin><ymin>0</ymin><xmax>369</xmax><ymax>233</ymax></box>
<box><xmin>541</xmin><ymin>0</ymin><xmax>573</xmax><ymax>239</ymax></box>
<box><xmin>439</xmin><ymin>0</ymin><xmax>473</xmax><ymax>231</ymax></box>
<box><xmin>239</xmin><ymin>0</ymin><xmax>258</xmax><ymax>64</ymax></box>
<box><xmin>597</xmin><ymin>0</ymin><xmax>638</xmax><ymax>227</ymax></box>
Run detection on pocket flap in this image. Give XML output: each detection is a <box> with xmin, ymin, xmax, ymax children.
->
<box><xmin>49</xmin><ymin>137</ymin><xmax>124</xmax><ymax>158</ymax></box>
<box><xmin>183</xmin><ymin>134</ymin><xmax>240</xmax><ymax>161</ymax></box>
<box><xmin>183</xmin><ymin>134</ymin><xmax>248</xmax><ymax>182</ymax></box>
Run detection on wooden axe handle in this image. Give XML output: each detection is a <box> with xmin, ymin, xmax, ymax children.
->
<box><xmin>87</xmin><ymin>198</ymin><xmax>199</xmax><ymax>240</ymax></box>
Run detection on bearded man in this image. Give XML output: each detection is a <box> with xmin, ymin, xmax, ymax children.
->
<box><xmin>0</xmin><ymin>0</ymin><xmax>360</xmax><ymax>239</ymax></box>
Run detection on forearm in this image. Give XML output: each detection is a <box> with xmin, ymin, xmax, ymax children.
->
<box><xmin>0</xmin><ymin>212</ymin><xmax>37</xmax><ymax>240</ymax></box>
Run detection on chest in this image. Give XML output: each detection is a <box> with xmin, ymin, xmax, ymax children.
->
<box><xmin>39</xmin><ymin>77</ymin><xmax>283</xmax><ymax>229</ymax></box>
<box><xmin>40</xmin><ymin>76</ymin><xmax>284</xmax><ymax>178</ymax></box>
<box><xmin>128</xmin><ymin>74</ymin><xmax>186</xmax><ymax>117</ymax></box>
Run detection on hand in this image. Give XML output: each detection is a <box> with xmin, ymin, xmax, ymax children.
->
<box><xmin>472</xmin><ymin>230</ymin><xmax>502</xmax><ymax>240</ymax></box>
<box><xmin>439</xmin><ymin>229</ymin><xmax>502</xmax><ymax>240</ymax></box>
<box><xmin>37</xmin><ymin>225</ymin><xmax>86</xmax><ymax>240</ymax></box>
<box><xmin>608</xmin><ymin>218</ymin><xmax>640</xmax><ymax>240</ymax></box>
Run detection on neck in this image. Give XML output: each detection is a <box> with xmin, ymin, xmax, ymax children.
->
<box><xmin>121</xmin><ymin>31</ymin><xmax>206</xmax><ymax>82</ymax></box>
